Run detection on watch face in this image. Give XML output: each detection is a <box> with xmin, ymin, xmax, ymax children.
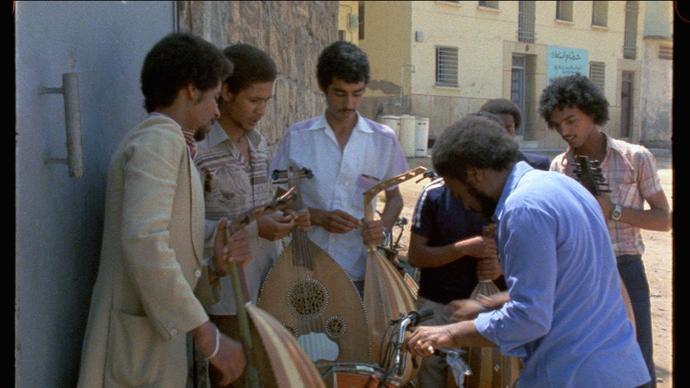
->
<box><xmin>611</xmin><ymin>205</ymin><xmax>622</xmax><ymax>220</ymax></box>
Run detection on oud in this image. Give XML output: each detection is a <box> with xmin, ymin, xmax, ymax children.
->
<box><xmin>219</xmin><ymin>187</ymin><xmax>325</xmax><ymax>388</ymax></box>
<box><xmin>257</xmin><ymin>167</ymin><xmax>371</xmax><ymax>367</ymax></box>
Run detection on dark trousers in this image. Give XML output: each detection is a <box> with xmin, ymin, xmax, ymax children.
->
<box><xmin>618</xmin><ymin>254</ymin><xmax>656</xmax><ymax>388</ymax></box>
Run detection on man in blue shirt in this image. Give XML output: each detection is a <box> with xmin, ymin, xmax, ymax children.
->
<box><xmin>406</xmin><ymin>115</ymin><xmax>649</xmax><ymax>387</ymax></box>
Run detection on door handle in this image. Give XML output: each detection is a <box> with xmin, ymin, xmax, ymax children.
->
<box><xmin>40</xmin><ymin>72</ymin><xmax>83</xmax><ymax>178</ymax></box>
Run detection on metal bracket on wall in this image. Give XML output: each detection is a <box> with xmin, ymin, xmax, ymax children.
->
<box><xmin>40</xmin><ymin>73</ymin><xmax>83</xmax><ymax>178</ymax></box>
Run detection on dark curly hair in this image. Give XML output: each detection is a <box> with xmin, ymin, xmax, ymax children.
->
<box><xmin>480</xmin><ymin>98</ymin><xmax>521</xmax><ymax>130</ymax></box>
<box><xmin>317</xmin><ymin>41</ymin><xmax>370</xmax><ymax>91</ymax></box>
<box><xmin>432</xmin><ymin>115</ymin><xmax>520</xmax><ymax>183</ymax></box>
<box><xmin>471</xmin><ymin>110</ymin><xmax>510</xmax><ymax>129</ymax></box>
<box><xmin>223</xmin><ymin>43</ymin><xmax>277</xmax><ymax>94</ymax></box>
<box><xmin>538</xmin><ymin>74</ymin><xmax>609</xmax><ymax>129</ymax></box>
<box><xmin>141</xmin><ymin>33</ymin><xmax>233</xmax><ymax>113</ymax></box>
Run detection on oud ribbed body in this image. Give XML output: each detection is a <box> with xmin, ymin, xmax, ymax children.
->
<box><xmin>257</xmin><ymin>233</ymin><xmax>371</xmax><ymax>367</ymax></box>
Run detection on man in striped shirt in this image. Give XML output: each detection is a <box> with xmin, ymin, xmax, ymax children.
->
<box><xmin>540</xmin><ymin>74</ymin><xmax>672</xmax><ymax>387</ymax></box>
<box><xmin>194</xmin><ymin>43</ymin><xmax>309</xmax><ymax>388</ymax></box>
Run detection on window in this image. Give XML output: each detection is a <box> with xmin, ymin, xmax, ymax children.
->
<box><xmin>518</xmin><ymin>1</ymin><xmax>535</xmax><ymax>43</ymax></box>
<box><xmin>589</xmin><ymin>61</ymin><xmax>605</xmax><ymax>92</ymax></box>
<box><xmin>479</xmin><ymin>1</ymin><xmax>499</xmax><ymax>8</ymax></box>
<box><xmin>658</xmin><ymin>44</ymin><xmax>672</xmax><ymax>60</ymax></box>
<box><xmin>623</xmin><ymin>1</ymin><xmax>638</xmax><ymax>59</ymax></box>
<box><xmin>338</xmin><ymin>30</ymin><xmax>345</xmax><ymax>41</ymax></box>
<box><xmin>358</xmin><ymin>2</ymin><xmax>365</xmax><ymax>40</ymax></box>
<box><xmin>556</xmin><ymin>1</ymin><xmax>573</xmax><ymax>22</ymax></box>
<box><xmin>592</xmin><ymin>1</ymin><xmax>608</xmax><ymax>26</ymax></box>
<box><xmin>436</xmin><ymin>47</ymin><xmax>459</xmax><ymax>87</ymax></box>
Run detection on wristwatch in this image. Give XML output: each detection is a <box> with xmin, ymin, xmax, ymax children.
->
<box><xmin>610</xmin><ymin>204</ymin><xmax>623</xmax><ymax>221</ymax></box>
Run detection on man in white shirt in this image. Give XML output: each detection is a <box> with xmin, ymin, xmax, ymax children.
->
<box><xmin>271</xmin><ymin>41</ymin><xmax>409</xmax><ymax>295</ymax></box>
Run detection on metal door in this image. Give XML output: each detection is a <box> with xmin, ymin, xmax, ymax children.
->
<box><xmin>511</xmin><ymin>55</ymin><xmax>526</xmax><ymax>136</ymax></box>
<box><xmin>621</xmin><ymin>71</ymin><xmax>634</xmax><ymax>138</ymax></box>
<box><xmin>15</xmin><ymin>2</ymin><xmax>174</xmax><ymax>386</ymax></box>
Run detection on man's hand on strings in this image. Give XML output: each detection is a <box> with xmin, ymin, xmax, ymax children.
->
<box><xmin>284</xmin><ymin>208</ymin><xmax>311</xmax><ymax>232</ymax></box>
<box><xmin>257</xmin><ymin>212</ymin><xmax>295</xmax><ymax>241</ymax></box>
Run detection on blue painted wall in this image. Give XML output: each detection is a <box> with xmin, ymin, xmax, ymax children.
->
<box><xmin>15</xmin><ymin>2</ymin><xmax>174</xmax><ymax>386</ymax></box>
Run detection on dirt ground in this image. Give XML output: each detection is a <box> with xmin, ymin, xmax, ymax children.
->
<box><xmin>382</xmin><ymin>153</ymin><xmax>673</xmax><ymax>386</ymax></box>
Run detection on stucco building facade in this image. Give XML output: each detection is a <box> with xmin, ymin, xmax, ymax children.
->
<box><xmin>354</xmin><ymin>1</ymin><xmax>672</xmax><ymax>150</ymax></box>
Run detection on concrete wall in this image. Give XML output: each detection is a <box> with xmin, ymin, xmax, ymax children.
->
<box><xmin>639</xmin><ymin>1</ymin><xmax>673</xmax><ymax>148</ymax></box>
<box><xmin>358</xmin><ymin>1</ymin><xmax>412</xmax><ymax>118</ymax></box>
<box><xmin>356</xmin><ymin>1</ymin><xmax>669</xmax><ymax>150</ymax></box>
<box><xmin>640</xmin><ymin>37</ymin><xmax>672</xmax><ymax>148</ymax></box>
<box><xmin>338</xmin><ymin>1</ymin><xmax>360</xmax><ymax>44</ymax></box>
<box><xmin>178</xmin><ymin>1</ymin><xmax>338</xmax><ymax>153</ymax></box>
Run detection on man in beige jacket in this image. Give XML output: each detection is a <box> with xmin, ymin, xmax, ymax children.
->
<box><xmin>77</xmin><ymin>33</ymin><xmax>250</xmax><ymax>388</ymax></box>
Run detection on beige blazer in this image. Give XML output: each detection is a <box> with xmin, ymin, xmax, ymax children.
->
<box><xmin>77</xmin><ymin>115</ymin><xmax>219</xmax><ymax>388</ymax></box>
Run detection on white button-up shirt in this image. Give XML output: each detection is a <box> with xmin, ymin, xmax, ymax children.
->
<box><xmin>271</xmin><ymin>112</ymin><xmax>408</xmax><ymax>280</ymax></box>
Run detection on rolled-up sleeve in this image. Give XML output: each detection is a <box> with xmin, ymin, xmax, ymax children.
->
<box><xmin>474</xmin><ymin>206</ymin><xmax>557</xmax><ymax>357</ymax></box>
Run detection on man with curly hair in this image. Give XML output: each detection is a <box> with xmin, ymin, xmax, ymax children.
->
<box><xmin>405</xmin><ymin>114</ymin><xmax>650</xmax><ymax>387</ymax></box>
<box><xmin>539</xmin><ymin>74</ymin><xmax>671</xmax><ymax>387</ymax></box>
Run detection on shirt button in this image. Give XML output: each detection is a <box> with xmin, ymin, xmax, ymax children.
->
<box><xmin>170</xmin><ymin>328</ymin><xmax>178</xmax><ymax>336</ymax></box>
<box><xmin>194</xmin><ymin>269</ymin><xmax>202</xmax><ymax>278</ymax></box>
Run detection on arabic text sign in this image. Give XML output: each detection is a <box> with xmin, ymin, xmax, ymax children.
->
<box><xmin>547</xmin><ymin>46</ymin><xmax>589</xmax><ymax>83</ymax></box>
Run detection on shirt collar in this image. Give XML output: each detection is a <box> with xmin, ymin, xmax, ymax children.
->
<box><xmin>560</xmin><ymin>131</ymin><xmax>629</xmax><ymax>169</ymax></box>
<box><xmin>493</xmin><ymin>161</ymin><xmax>533</xmax><ymax>222</ymax></box>
<box><xmin>206</xmin><ymin>121</ymin><xmax>262</xmax><ymax>151</ymax></box>
<box><xmin>306</xmin><ymin>112</ymin><xmax>374</xmax><ymax>134</ymax></box>
<box><xmin>206</xmin><ymin>121</ymin><xmax>230</xmax><ymax>149</ymax></box>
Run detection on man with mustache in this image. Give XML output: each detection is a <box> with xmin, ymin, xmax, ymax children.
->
<box><xmin>271</xmin><ymin>41</ymin><xmax>408</xmax><ymax>296</ymax></box>
<box><xmin>542</xmin><ymin>74</ymin><xmax>672</xmax><ymax>387</ymax></box>
<box><xmin>77</xmin><ymin>33</ymin><xmax>250</xmax><ymax>388</ymax></box>
<box><xmin>193</xmin><ymin>43</ymin><xmax>310</xmax><ymax>387</ymax></box>
<box><xmin>406</xmin><ymin>114</ymin><xmax>650</xmax><ymax>387</ymax></box>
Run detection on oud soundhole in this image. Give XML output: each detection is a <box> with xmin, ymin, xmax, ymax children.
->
<box><xmin>325</xmin><ymin>315</ymin><xmax>346</xmax><ymax>338</ymax></box>
<box><xmin>288</xmin><ymin>279</ymin><xmax>328</xmax><ymax>317</ymax></box>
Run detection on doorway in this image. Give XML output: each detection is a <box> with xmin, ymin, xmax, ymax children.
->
<box><xmin>621</xmin><ymin>71</ymin><xmax>634</xmax><ymax>139</ymax></box>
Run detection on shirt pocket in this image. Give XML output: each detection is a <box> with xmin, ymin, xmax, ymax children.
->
<box><xmin>107</xmin><ymin>310</ymin><xmax>163</xmax><ymax>386</ymax></box>
<box><xmin>611</xmin><ymin>173</ymin><xmax>639</xmax><ymax>208</ymax></box>
<box><xmin>352</xmin><ymin>173</ymin><xmax>382</xmax><ymax>214</ymax></box>
<box><xmin>205</xmin><ymin>165</ymin><xmax>251</xmax><ymax>216</ymax></box>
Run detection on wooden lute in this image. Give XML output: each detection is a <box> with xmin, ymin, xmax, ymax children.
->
<box><xmin>257</xmin><ymin>167</ymin><xmax>372</xmax><ymax>367</ymax></box>
<box><xmin>362</xmin><ymin>166</ymin><xmax>427</xmax><ymax>385</ymax></box>
<box><xmin>218</xmin><ymin>187</ymin><xmax>326</xmax><ymax>388</ymax></box>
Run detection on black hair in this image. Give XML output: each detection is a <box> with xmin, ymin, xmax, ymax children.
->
<box><xmin>480</xmin><ymin>98</ymin><xmax>521</xmax><ymax>130</ymax></box>
<box><xmin>141</xmin><ymin>32</ymin><xmax>233</xmax><ymax>113</ymax></box>
<box><xmin>432</xmin><ymin>115</ymin><xmax>520</xmax><ymax>182</ymax></box>
<box><xmin>470</xmin><ymin>111</ymin><xmax>508</xmax><ymax>128</ymax></box>
<box><xmin>538</xmin><ymin>74</ymin><xmax>609</xmax><ymax>129</ymax></box>
<box><xmin>223</xmin><ymin>43</ymin><xmax>277</xmax><ymax>94</ymax></box>
<box><xmin>317</xmin><ymin>41</ymin><xmax>370</xmax><ymax>91</ymax></box>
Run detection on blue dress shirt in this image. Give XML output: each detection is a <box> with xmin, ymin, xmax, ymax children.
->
<box><xmin>474</xmin><ymin>162</ymin><xmax>650</xmax><ymax>387</ymax></box>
